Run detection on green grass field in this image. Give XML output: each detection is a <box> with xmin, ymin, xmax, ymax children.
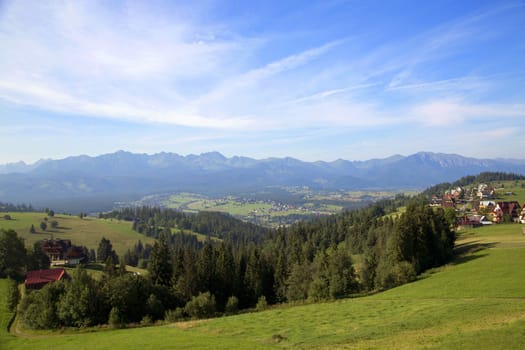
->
<box><xmin>2</xmin><ymin>222</ymin><xmax>525</xmax><ymax>349</ymax></box>
<box><xmin>497</xmin><ymin>180</ymin><xmax>525</xmax><ymax>204</ymax></box>
<box><xmin>0</xmin><ymin>212</ymin><xmax>155</xmax><ymax>258</ymax></box>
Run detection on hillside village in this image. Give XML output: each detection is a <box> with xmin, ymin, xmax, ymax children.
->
<box><xmin>431</xmin><ymin>183</ymin><xmax>525</xmax><ymax>226</ymax></box>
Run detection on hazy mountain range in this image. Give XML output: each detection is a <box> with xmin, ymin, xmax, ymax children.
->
<box><xmin>1</xmin><ymin>151</ymin><xmax>524</xmax><ymax>212</ymax></box>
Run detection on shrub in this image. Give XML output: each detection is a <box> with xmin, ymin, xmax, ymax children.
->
<box><xmin>146</xmin><ymin>294</ymin><xmax>164</xmax><ymax>320</ymax></box>
<box><xmin>140</xmin><ymin>315</ymin><xmax>153</xmax><ymax>327</ymax></box>
<box><xmin>108</xmin><ymin>306</ymin><xmax>124</xmax><ymax>328</ymax></box>
<box><xmin>391</xmin><ymin>261</ymin><xmax>417</xmax><ymax>285</ymax></box>
<box><xmin>184</xmin><ymin>292</ymin><xmax>216</xmax><ymax>319</ymax></box>
<box><xmin>256</xmin><ymin>296</ymin><xmax>268</xmax><ymax>311</ymax></box>
<box><xmin>18</xmin><ymin>282</ymin><xmax>66</xmax><ymax>329</ymax></box>
<box><xmin>6</xmin><ymin>278</ymin><xmax>19</xmax><ymax>312</ymax></box>
<box><xmin>225</xmin><ymin>296</ymin><xmax>239</xmax><ymax>315</ymax></box>
<box><xmin>164</xmin><ymin>307</ymin><xmax>185</xmax><ymax>322</ymax></box>
<box><xmin>375</xmin><ymin>260</ymin><xmax>416</xmax><ymax>289</ymax></box>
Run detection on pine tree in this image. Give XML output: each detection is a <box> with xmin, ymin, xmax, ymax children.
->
<box><xmin>197</xmin><ymin>241</ymin><xmax>215</xmax><ymax>293</ymax></box>
<box><xmin>214</xmin><ymin>243</ymin><xmax>235</xmax><ymax>308</ymax></box>
<box><xmin>97</xmin><ymin>237</ymin><xmax>118</xmax><ymax>264</ymax></box>
<box><xmin>148</xmin><ymin>233</ymin><xmax>172</xmax><ymax>286</ymax></box>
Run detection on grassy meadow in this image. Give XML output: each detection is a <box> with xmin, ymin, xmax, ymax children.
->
<box><xmin>497</xmin><ymin>180</ymin><xmax>525</xmax><ymax>204</ymax></box>
<box><xmin>2</xmin><ymin>222</ymin><xmax>525</xmax><ymax>349</ymax></box>
<box><xmin>0</xmin><ymin>212</ymin><xmax>155</xmax><ymax>258</ymax></box>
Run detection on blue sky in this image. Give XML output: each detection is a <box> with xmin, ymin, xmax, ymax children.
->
<box><xmin>0</xmin><ymin>0</ymin><xmax>524</xmax><ymax>164</ymax></box>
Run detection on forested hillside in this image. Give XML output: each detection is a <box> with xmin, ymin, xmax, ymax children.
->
<box><xmin>6</xmin><ymin>187</ymin><xmax>455</xmax><ymax>329</ymax></box>
<box><xmin>24</xmin><ymin>171</ymin><xmax>525</xmax><ymax>329</ymax></box>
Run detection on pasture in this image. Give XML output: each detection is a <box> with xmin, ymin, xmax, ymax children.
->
<box><xmin>2</xmin><ymin>222</ymin><xmax>525</xmax><ymax>349</ymax></box>
<box><xmin>0</xmin><ymin>212</ymin><xmax>155</xmax><ymax>258</ymax></box>
<box><xmin>496</xmin><ymin>180</ymin><xmax>525</xmax><ymax>204</ymax></box>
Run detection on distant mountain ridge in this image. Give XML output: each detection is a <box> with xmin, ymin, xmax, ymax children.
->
<box><xmin>0</xmin><ymin>151</ymin><xmax>524</xmax><ymax>211</ymax></box>
<box><xmin>0</xmin><ymin>159</ymin><xmax>50</xmax><ymax>174</ymax></box>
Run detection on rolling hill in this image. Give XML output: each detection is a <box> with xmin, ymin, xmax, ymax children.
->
<box><xmin>2</xmin><ymin>223</ymin><xmax>525</xmax><ymax>349</ymax></box>
<box><xmin>0</xmin><ymin>212</ymin><xmax>155</xmax><ymax>258</ymax></box>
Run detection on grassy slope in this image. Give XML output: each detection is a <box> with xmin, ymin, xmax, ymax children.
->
<box><xmin>2</xmin><ymin>223</ymin><xmax>525</xmax><ymax>349</ymax></box>
<box><xmin>0</xmin><ymin>213</ymin><xmax>155</xmax><ymax>258</ymax></box>
<box><xmin>497</xmin><ymin>180</ymin><xmax>525</xmax><ymax>204</ymax></box>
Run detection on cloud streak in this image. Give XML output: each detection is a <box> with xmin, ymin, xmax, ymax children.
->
<box><xmin>0</xmin><ymin>0</ymin><xmax>524</xmax><ymax>163</ymax></box>
<box><xmin>413</xmin><ymin>99</ymin><xmax>525</xmax><ymax>126</ymax></box>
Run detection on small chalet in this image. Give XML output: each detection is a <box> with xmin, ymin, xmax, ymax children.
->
<box><xmin>25</xmin><ymin>268</ymin><xmax>69</xmax><ymax>290</ymax></box>
<box><xmin>40</xmin><ymin>239</ymin><xmax>87</xmax><ymax>266</ymax></box>
<box><xmin>493</xmin><ymin>201</ymin><xmax>522</xmax><ymax>223</ymax></box>
<box><xmin>477</xmin><ymin>184</ymin><xmax>495</xmax><ymax>200</ymax></box>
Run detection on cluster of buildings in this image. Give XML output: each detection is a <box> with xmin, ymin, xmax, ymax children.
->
<box><xmin>24</xmin><ymin>239</ymin><xmax>87</xmax><ymax>290</ymax></box>
<box><xmin>432</xmin><ymin>184</ymin><xmax>525</xmax><ymax>226</ymax></box>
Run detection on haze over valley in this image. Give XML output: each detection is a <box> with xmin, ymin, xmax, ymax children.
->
<box><xmin>1</xmin><ymin>151</ymin><xmax>524</xmax><ymax>214</ymax></box>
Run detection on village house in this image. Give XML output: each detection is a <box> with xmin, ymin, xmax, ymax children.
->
<box><xmin>40</xmin><ymin>239</ymin><xmax>88</xmax><ymax>266</ymax></box>
<box><xmin>492</xmin><ymin>201</ymin><xmax>522</xmax><ymax>223</ymax></box>
<box><xmin>449</xmin><ymin>186</ymin><xmax>463</xmax><ymax>198</ymax></box>
<box><xmin>477</xmin><ymin>184</ymin><xmax>495</xmax><ymax>200</ymax></box>
<box><xmin>25</xmin><ymin>268</ymin><xmax>69</xmax><ymax>290</ymax></box>
<box><xmin>441</xmin><ymin>193</ymin><xmax>456</xmax><ymax>209</ymax></box>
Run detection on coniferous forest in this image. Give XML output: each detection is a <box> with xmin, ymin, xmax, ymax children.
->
<box><xmin>10</xmin><ymin>190</ymin><xmax>456</xmax><ymax>329</ymax></box>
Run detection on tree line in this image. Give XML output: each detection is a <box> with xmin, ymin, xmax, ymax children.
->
<box><xmin>100</xmin><ymin>207</ymin><xmax>268</xmax><ymax>243</ymax></box>
<box><xmin>7</xmin><ymin>191</ymin><xmax>456</xmax><ymax>329</ymax></box>
<box><xmin>0</xmin><ymin>229</ymin><xmax>51</xmax><ymax>280</ymax></box>
<box><xmin>0</xmin><ymin>202</ymin><xmax>35</xmax><ymax>212</ymax></box>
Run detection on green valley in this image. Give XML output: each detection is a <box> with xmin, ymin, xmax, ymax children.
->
<box><xmin>2</xmin><ymin>223</ymin><xmax>525</xmax><ymax>349</ymax></box>
<box><xmin>157</xmin><ymin>188</ymin><xmax>410</xmax><ymax>227</ymax></box>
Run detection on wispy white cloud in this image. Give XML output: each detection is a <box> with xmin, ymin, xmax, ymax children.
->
<box><xmin>386</xmin><ymin>76</ymin><xmax>490</xmax><ymax>94</ymax></box>
<box><xmin>412</xmin><ymin>99</ymin><xmax>525</xmax><ymax>126</ymax></box>
<box><xmin>286</xmin><ymin>83</ymin><xmax>379</xmax><ymax>105</ymax></box>
<box><xmin>479</xmin><ymin>127</ymin><xmax>519</xmax><ymax>139</ymax></box>
<box><xmin>0</xmin><ymin>1</ymin><xmax>346</xmax><ymax>130</ymax></box>
<box><xmin>0</xmin><ymin>0</ymin><xmax>524</xmax><ymax>157</ymax></box>
<box><xmin>193</xmin><ymin>40</ymin><xmax>342</xmax><ymax>105</ymax></box>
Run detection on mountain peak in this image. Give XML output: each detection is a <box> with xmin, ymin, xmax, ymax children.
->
<box><xmin>200</xmin><ymin>151</ymin><xmax>227</xmax><ymax>160</ymax></box>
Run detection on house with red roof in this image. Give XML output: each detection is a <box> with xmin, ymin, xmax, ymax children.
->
<box><xmin>25</xmin><ymin>268</ymin><xmax>69</xmax><ymax>290</ymax></box>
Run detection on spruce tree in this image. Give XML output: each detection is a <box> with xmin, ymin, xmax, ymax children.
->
<box><xmin>148</xmin><ymin>233</ymin><xmax>172</xmax><ymax>286</ymax></box>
